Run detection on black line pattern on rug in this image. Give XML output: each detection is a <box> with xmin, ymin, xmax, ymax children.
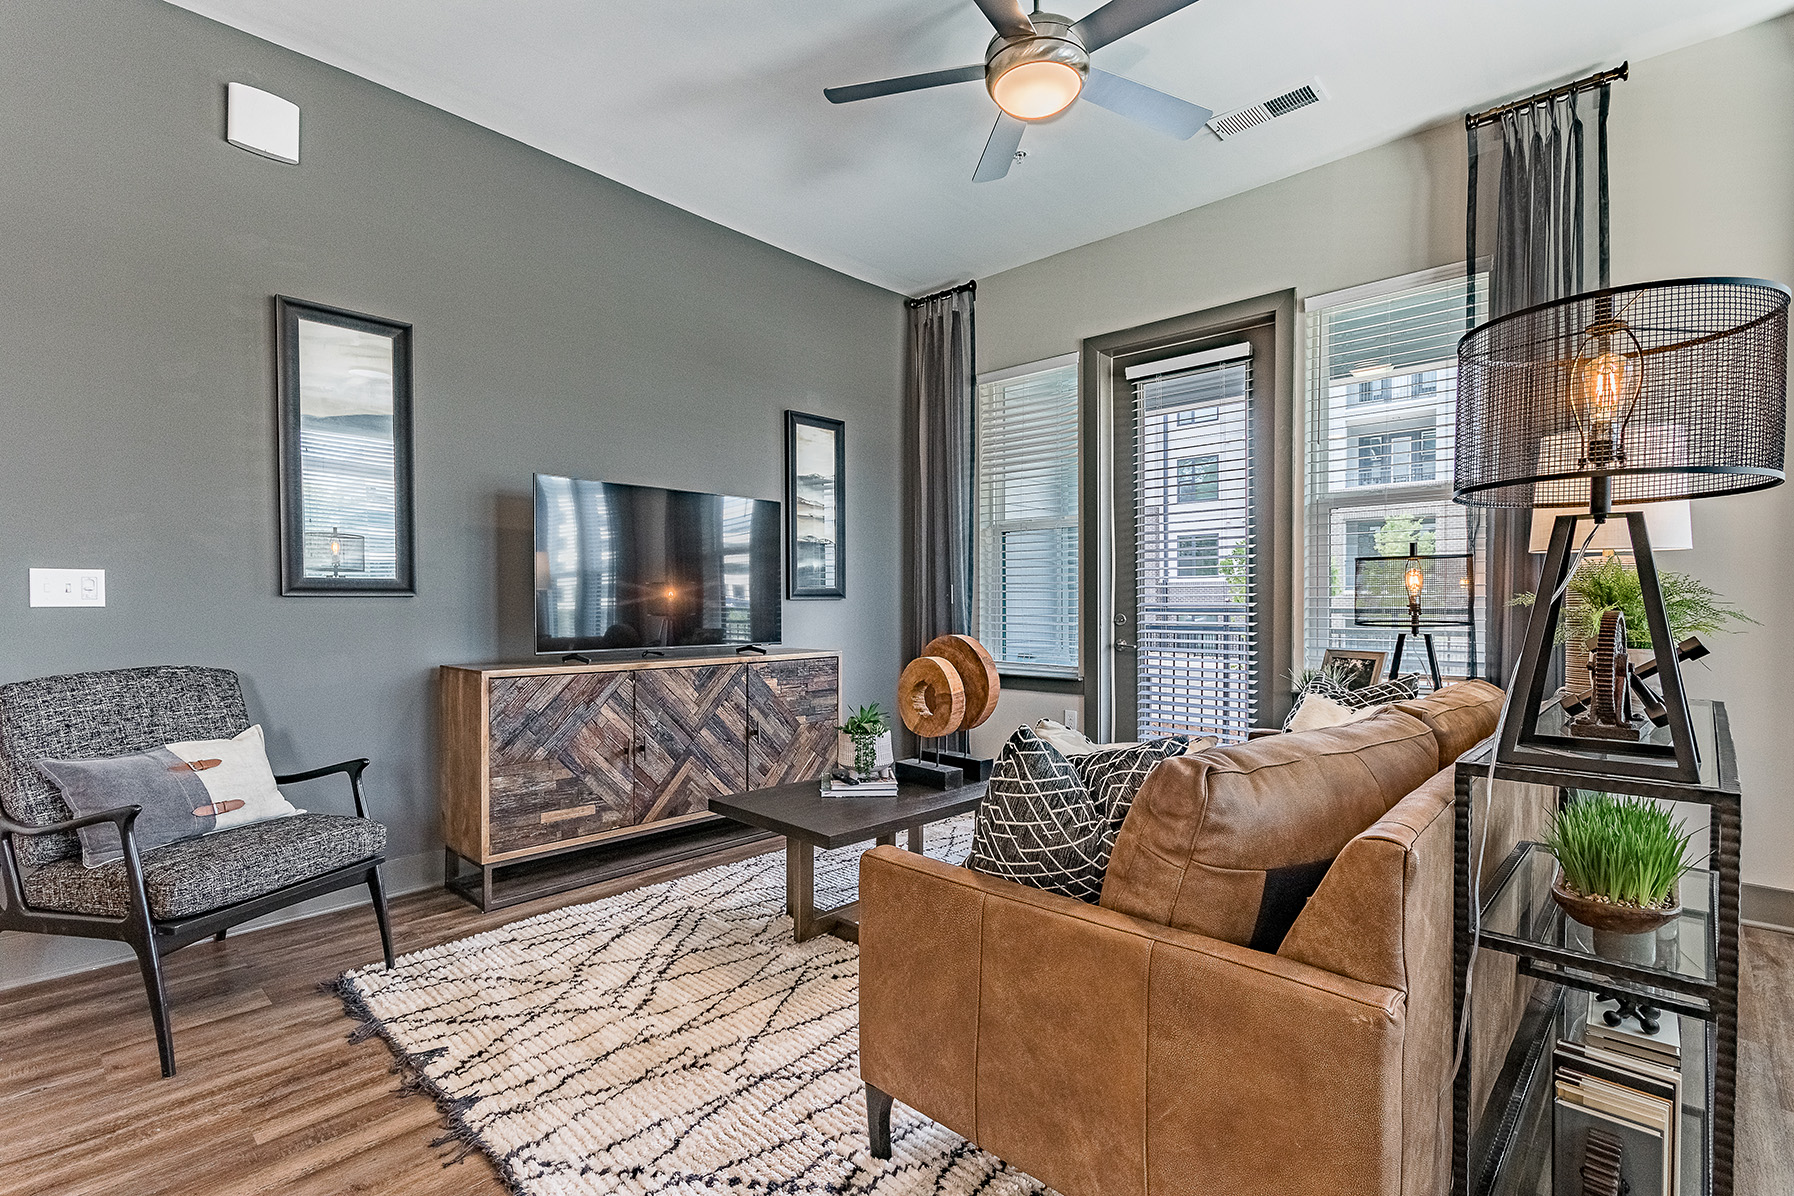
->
<box><xmin>336</xmin><ymin>818</ymin><xmax>1050</xmax><ymax>1196</ymax></box>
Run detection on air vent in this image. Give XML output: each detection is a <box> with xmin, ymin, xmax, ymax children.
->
<box><xmin>1207</xmin><ymin>78</ymin><xmax>1327</xmax><ymax>140</ymax></box>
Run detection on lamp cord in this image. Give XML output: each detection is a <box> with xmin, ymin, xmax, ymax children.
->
<box><xmin>1438</xmin><ymin>521</ymin><xmax>1600</xmax><ymax>1162</ymax></box>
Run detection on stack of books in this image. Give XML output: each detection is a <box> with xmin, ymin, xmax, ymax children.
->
<box><xmin>1552</xmin><ymin>993</ymin><xmax>1684</xmax><ymax>1196</ymax></box>
<box><xmin>822</xmin><ymin>773</ymin><xmax>899</xmax><ymax>797</ymax></box>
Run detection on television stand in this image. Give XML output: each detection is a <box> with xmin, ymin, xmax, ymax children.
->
<box><xmin>736</xmin><ymin>643</ymin><xmax>768</xmax><ymax>655</ymax></box>
<box><xmin>560</xmin><ymin>653</ymin><xmax>593</xmax><ymax>664</ymax></box>
<box><xmin>438</xmin><ymin>652</ymin><xmax>842</xmax><ymax>910</ymax></box>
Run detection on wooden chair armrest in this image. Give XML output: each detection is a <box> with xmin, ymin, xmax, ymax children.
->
<box><xmin>274</xmin><ymin>758</ymin><xmax>374</xmax><ymax>819</ymax></box>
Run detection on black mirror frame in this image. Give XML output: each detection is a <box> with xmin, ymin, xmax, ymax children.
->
<box><xmin>786</xmin><ymin>410</ymin><xmax>846</xmax><ymax>600</ymax></box>
<box><xmin>275</xmin><ymin>296</ymin><xmax>416</xmax><ymax>595</ymax></box>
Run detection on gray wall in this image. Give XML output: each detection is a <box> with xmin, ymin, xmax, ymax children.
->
<box><xmin>977</xmin><ymin>13</ymin><xmax>1794</xmax><ymax>894</ymax></box>
<box><xmin>0</xmin><ymin>0</ymin><xmax>905</xmax><ymax>985</ymax></box>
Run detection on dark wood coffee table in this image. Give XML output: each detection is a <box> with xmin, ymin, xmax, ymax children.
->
<box><xmin>708</xmin><ymin>778</ymin><xmax>987</xmax><ymax>943</ymax></box>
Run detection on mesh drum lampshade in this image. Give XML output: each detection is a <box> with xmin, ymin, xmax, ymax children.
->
<box><xmin>1455</xmin><ymin>275</ymin><xmax>1790</xmax><ymax>783</ymax></box>
<box><xmin>1353</xmin><ymin>551</ymin><xmax>1475</xmax><ymax>630</ymax></box>
<box><xmin>1456</xmin><ymin>277</ymin><xmax>1790</xmax><ymax>515</ymax></box>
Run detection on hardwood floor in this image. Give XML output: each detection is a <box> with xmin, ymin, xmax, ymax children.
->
<box><xmin>3</xmin><ymin>860</ymin><xmax>1792</xmax><ymax>1196</ymax></box>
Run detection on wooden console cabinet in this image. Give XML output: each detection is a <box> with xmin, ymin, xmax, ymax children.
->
<box><xmin>439</xmin><ymin>651</ymin><xmax>839</xmax><ymax>908</ymax></box>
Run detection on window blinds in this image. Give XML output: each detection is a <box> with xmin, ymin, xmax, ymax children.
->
<box><xmin>1129</xmin><ymin>345</ymin><xmax>1256</xmax><ymax>741</ymax></box>
<box><xmin>1303</xmin><ymin>271</ymin><xmax>1490</xmax><ymax>680</ymax></box>
<box><xmin>975</xmin><ymin>358</ymin><xmax>1080</xmax><ymax>676</ymax></box>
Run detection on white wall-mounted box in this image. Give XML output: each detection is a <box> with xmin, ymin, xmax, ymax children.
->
<box><xmin>226</xmin><ymin>82</ymin><xmax>299</xmax><ymax>164</ymax></box>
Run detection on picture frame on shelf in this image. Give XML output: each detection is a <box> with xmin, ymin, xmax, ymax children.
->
<box><xmin>275</xmin><ymin>296</ymin><xmax>415</xmax><ymax>595</ymax></box>
<box><xmin>1320</xmin><ymin>647</ymin><xmax>1386</xmax><ymax>691</ymax></box>
<box><xmin>786</xmin><ymin>411</ymin><xmax>845</xmax><ymax>599</ymax></box>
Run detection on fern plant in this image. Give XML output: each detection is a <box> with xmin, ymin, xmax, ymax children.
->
<box><xmin>1511</xmin><ymin>555</ymin><xmax>1753</xmax><ymax>648</ymax></box>
<box><xmin>1543</xmin><ymin>791</ymin><xmax>1695</xmax><ymax>909</ymax></box>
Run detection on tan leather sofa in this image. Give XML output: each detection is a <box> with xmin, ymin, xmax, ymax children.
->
<box><xmin>859</xmin><ymin>679</ymin><xmax>1517</xmax><ymax>1196</ymax></box>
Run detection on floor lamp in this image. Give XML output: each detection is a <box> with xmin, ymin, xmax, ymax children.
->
<box><xmin>1454</xmin><ymin>276</ymin><xmax>1789</xmax><ymax>783</ymax></box>
<box><xmin>1353</xmin><ymin>546</ymin><xmax>1475</xmax><ymax>691</ymax></box>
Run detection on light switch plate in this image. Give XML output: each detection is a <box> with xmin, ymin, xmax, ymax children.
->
<box><xmin>30</xmin><ymin>568</ymin><xmax>105</xmax><ymax>607</ymax></box>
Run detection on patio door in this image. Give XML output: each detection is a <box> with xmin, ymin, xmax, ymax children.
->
<box><xmin>1109</xmin><ymin>321</ymin><xmax>1276</xmax><ymax>741</ymax></box>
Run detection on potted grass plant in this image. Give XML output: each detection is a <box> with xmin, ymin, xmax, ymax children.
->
<box><xmin>1543</xmin><ymin>792</ymin><xmax>1696</xmax><ymax>934</ymax></box>
<box><xmin>837</xmin><ymin>703</ymin><xmax>893</xmax><ymax>780</ymax></box>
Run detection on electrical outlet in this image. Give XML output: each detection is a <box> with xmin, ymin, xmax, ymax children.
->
<box><xmin>1063</xmin><ymin>708</ymin><xmax>1078</xmax><ymax>730</ymax></box>
<box><xmin>30</xmin><ymin>568</ymin><xmax>106</xmax><ymax>608</ymax></box>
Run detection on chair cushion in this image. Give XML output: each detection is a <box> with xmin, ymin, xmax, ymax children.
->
<box><xmin>20</xmin><ymin>813</ymin><xmax>384</xmax><ymax>920</ymax></box>
<box><xmin>1393</xmin><ymin>678</ymin><xmax>1505</xmax><ymax>764</ymax></box>
<box><xmin>0</xmin><ymin>666</ymin><xmax>249</xmax><ymax>866</ymax></box>
<box><xmin>1100</xmin><ymin>709</ymin><xmax>1441</xmax><ymax>951</ymax></box>
<box><xmin>969</xmin><ymin>727</ymin><xmax>1194</xmax><ymax>903</ymax></box>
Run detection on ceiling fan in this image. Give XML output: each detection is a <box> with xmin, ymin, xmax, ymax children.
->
<box><xmin>824</xmin><ymin>0</ymin><xmax>1212</xmax><ymax>182</ymax></box>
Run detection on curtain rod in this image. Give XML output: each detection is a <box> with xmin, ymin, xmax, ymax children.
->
<box><xmin>906</xmin><ymin>280</ymin><xmax>976</xmax><ymax>308</ymax></box>
<box><xmin>1464</xmin><ymin>62</ymin><xmax>1628</xmax><ymax>129</ymax></box>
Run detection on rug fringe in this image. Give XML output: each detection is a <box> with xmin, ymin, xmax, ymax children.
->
<box><xmin>328</xmin><ymin>972</ymin><xmax>533</xmax><ymax>1196</ymax></box>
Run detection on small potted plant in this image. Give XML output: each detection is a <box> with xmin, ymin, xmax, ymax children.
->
<box><xmin>837</xmin><ymin>703</ymin><xmax>893</xmax><ymax>780</ymax></box>
<box><xmin>1543</xmin><ymin>792</ymin><xmax>1695</xmax><ymax>935</ymax></box>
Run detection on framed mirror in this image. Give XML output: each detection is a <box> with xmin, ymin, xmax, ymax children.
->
<box><xmin>276</xmin><ymin>296</ymin><xmax>415</xmax><ymax>594</ymax></box>
<box><xmin>786</xmin><ymin>411</ymin><xmax>845</xmax><ymax>599</ymax></box>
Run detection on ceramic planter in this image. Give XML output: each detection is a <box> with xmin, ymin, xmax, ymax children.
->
<box><xmin>836</xmin><ymin>730</ymin><xmax>893</xmax><ymax>778</ymax></box>
<box><xmin>1550</xmin><ymin>871</ymin><xmax>1681</xmax><ymax>935</ymax></box>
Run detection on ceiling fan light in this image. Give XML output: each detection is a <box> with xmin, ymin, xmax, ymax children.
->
<box><xmin>991</xmin><ymin>59</ymin><xmax>1084</xmax><ymax>120</ymax></box>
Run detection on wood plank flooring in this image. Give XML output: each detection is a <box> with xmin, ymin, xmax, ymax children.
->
<box><xmin>3</xmin><ymin>858</ymin><xmax>1792</xmax><ymax>1196</ymax></box>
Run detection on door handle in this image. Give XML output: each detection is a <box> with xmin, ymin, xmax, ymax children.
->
<box><xmin>1115</xmin><ymin>639</ymin><xmax>1136</xmax><ymax>651</ymax></box>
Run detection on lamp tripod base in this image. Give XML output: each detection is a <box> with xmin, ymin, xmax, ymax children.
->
<box><xmin>1497</xmin><ymin>511</ymin><xmax>1700</xmax><ymax>783</ymax></box>
<box><xmin>1390</xmin><ymin>632</ymin><xmax>1444</xmax><ymax>691</ymax></box>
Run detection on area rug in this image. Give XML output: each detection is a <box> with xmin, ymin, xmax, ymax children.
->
<box><xmin>336</xmin><ymin>817</ymin><xmax>1046</xmax><ymax>1196</ymax></box>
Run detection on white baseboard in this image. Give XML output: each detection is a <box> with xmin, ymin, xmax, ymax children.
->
<box><xmin>0</xmin><ymin>850</ymin><xmax>441</xmax><ymax>993</ymax></box>
<box><xmin>1743</xmin><ymin>882</ymin><xmax>1794</xmax><ymax>934</ymax></box>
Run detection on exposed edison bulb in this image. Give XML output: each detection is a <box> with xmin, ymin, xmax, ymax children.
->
<box><xmin>991</xmin><ymin>60</ymin><xmax>1083</xmax><ymax>120</ymax></box>
<box><xmin>1571</xmin><ymin>330</ymin><xmax>1640</xmax><ymax>468</ymax></box>
<box><xmin>1404</xmin><ymin>560</ymin><xmax>1425</xmax><ymax>601</ymax></box>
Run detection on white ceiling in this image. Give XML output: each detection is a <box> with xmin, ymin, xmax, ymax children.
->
<box><xmin>169</xmin><ymin>0</ymin><xmax>1794</xmax><ymax>295</ymax></box>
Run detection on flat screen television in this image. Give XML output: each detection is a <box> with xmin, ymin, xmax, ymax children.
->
<box><xmin>533</xmin><ymin>474</ymin><xmax>782</xmax><ymax>656</ymax></box>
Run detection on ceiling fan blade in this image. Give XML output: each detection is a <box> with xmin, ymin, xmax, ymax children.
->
<box><xmin>972</xmin><ymin>0</ymin><xmax>1036</xmax><ymax>40</ymax></box>
<box><xmin>824</xmin><ymin>64</ymin><xmax>985</xmax><ymax>104</ymax></box>
<box><xmin>1080</xmin><ymin>68</ymin><xmax>1212</xmax><ymax>140</ymax></box>
<box><xmin>973</xmin><ymin>112</ymin><xmax>1026</xmax><ymax>182</ymax></box>
<box><xmin>1072</xmin><ymin>0</ymin><xmax>1201</xmax><ymax>52</ymax></box>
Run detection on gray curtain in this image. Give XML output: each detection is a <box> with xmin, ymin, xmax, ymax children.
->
<box><xmin>1467</xmin><ymin>85</ymin><xmax>1610</xmax><ymax>682</ymax></box>
<box><xmin>903</xmin><ymin>283</ymin><xmax>976</xmax><ymax>753</ymax></box>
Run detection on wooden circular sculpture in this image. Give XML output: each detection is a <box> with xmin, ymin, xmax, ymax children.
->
<box><xmin>920</xmin><ymin>634</ymin><xmax>1000</xmax><ymax>730</ymax></box>
<box><xmin>897</xmin><ymin>655</ymin><xmax>967</xmax><ymax>739</ymax></box>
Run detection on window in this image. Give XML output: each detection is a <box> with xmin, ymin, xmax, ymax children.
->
<box><xmin>1176</xmin><ymin>404</ymin><xmax>1220</xmax><ymax>426</ymax></box>
<box><xmin>1353</xmin><ymin>427</ymin><xmax>1437</xmax><ymax>486</ymax></box>
<box><xmin>976</xmin><ymin>354</ymin><xmax>1080</xmax><ymax>677</ymax></box>
<box><xmin>1304</xmin><ymin>267</ymin><xmax>1489</xmax><ymax>679</ymax></box>
<box><xmin>1176</xmin><ymin>455</ymin><xmax>1221</xmax><ymax>503</ymax></box>
<box><xmin>1175</xmin><ymin>533</ymin><xmax>1220</xmax><ymax>577</ymax></box>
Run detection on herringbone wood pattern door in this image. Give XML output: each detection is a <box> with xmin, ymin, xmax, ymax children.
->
<box><xmin>487</xmin><ymin>671</ymin><xmax>635</xmax><ymax>856</ymax></box>
<box><xmin>633</xmin><ymin>664</ymin><xmax>747</xmax><ymax>823</ymax></box>
<box><xmin>747</xmin><ymin>657</ymin><xmax>839</xmax><ymax>788</ymax></box>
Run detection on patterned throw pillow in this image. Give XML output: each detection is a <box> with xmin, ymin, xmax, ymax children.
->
<box><xmin>1283</xmin><ymin>673</ymin><xmax>1419</xmax><ymax>731</ymax></box>
<box><xmin>36</xmin><ymin>725</ymin><xmax>300</xmax><ymax>867</ymax></box>
<box><xmin>967</xmin><ymin>727</ymin><xmax>1191</xmax><ymax>903</ymax></box>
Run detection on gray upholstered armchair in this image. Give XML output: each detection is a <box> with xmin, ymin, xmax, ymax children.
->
<box><xmin>0</xmin><ymin>665</ymin><xmax>393</xmax><ymax>1076</ymax></box>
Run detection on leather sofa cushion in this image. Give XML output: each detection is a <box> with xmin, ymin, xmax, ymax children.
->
<box><xmin>1392</xmin><ymin>678</ymin><xmax>1504</xmax><ymax>764</ymax></box>
<box><xmin>1099</xmin><ymin>709</ymin><xmax>1440</xmax><ymax>949</ymax></box>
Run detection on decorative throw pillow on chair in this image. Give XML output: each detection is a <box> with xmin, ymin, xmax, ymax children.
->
<box><xmin>36</xmin><ymin>725</ymin><xmax>300</xmax><ymax>868</ymax></box>
<box><xmin>968</xmin><ymin>726</ymin><xmax>1207</xmax><ymax>903</ymax></box>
